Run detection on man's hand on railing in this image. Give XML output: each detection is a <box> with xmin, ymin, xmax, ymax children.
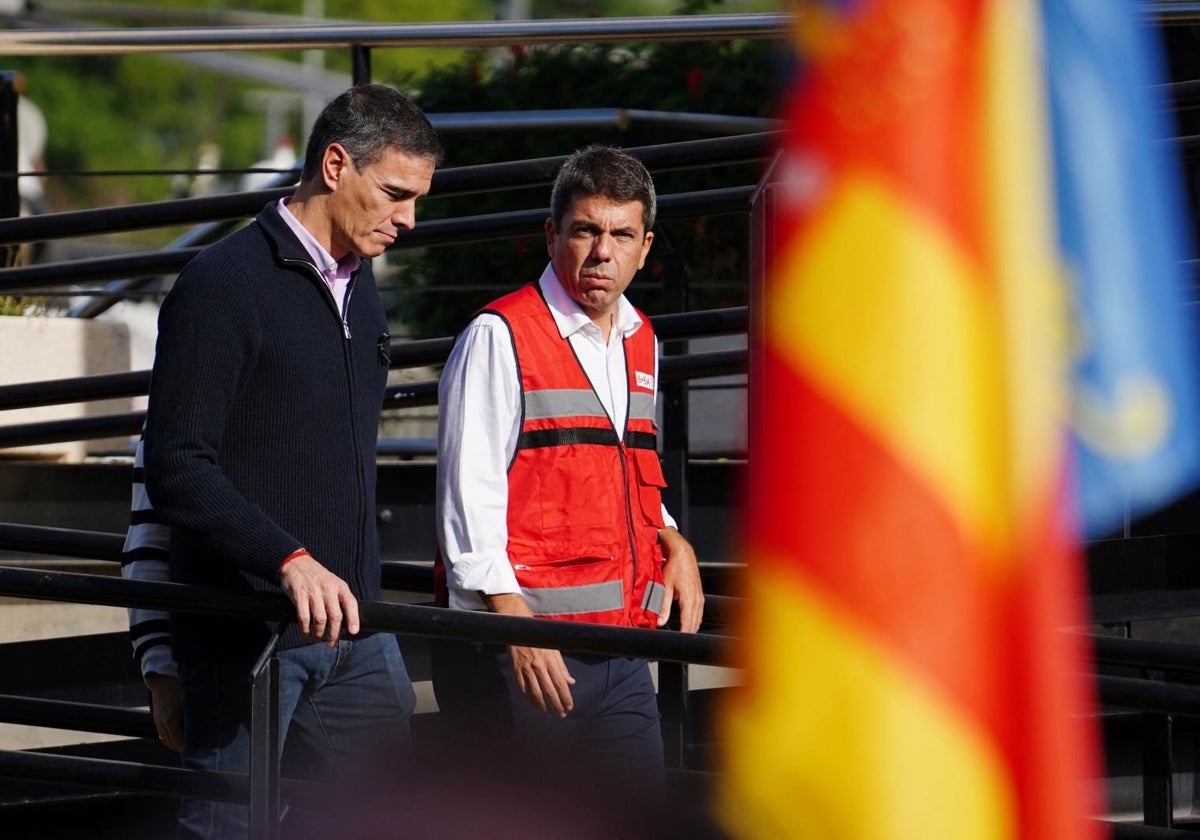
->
<box><xmin>658</xmin><ymin>526</ymin><xmax>705</xmax><ymax>634</ymax></box>
<box><xmin>146</xmin><ymin>671</ymin><xmax>183</xmax><ymax>752</ymax></box>
<box><xmin>278</xmin><ymin>552</ymin><xmax>359</xmax><ymax>646</ymax></box>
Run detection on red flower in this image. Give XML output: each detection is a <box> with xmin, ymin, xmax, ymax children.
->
<box><xmin>515</xmin><ymin>237</ymin><xmax>530</xmax><ymax>256</ymax></box>
<box><xmin>686</xmin><ymin>67</ymin><xmax>703</xmax><ymax>98</ymax></box>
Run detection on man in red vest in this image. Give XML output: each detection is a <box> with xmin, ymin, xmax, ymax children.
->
<box><xmin>435</xmin><ymin>145</ymin><xmax>705</xmax><ymax>788</ymax></box>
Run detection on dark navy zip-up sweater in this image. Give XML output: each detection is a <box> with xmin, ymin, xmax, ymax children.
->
<box><xmin>144</xmin><ymin>202</ymin><xmax>390</xmax><ymax>663</ymax></box>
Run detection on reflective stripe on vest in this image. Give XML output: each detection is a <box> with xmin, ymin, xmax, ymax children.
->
<box><xmin>629</xmin><ymin>391</ymin><xmax>655</xmax><ymax>423</ymax></box>
<box><xmin>522</xmin><ymin>580</ymin><xmax>625</xmax><ymax>616</ymax></box>
<box><xmin>641</xmin><ymin>580</ymin><xmax>667</xmax><ymax>615</ymax></box>
<box><xmin>524</xmin><ymin>388</ymin><xmax>609</xmax><ymax>421</ymax></box>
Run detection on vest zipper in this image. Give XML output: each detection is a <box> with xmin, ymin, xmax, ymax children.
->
<box><xmin>617</xmin><ymin>442</ymin><xmax>638</xmax><ymax>614</ymax></box>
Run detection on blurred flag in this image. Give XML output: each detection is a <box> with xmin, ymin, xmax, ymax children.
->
<box><xmin>718</xmin><ymin>0</ymin><xmax>1199</xmax><ymax>836</ymax></box>
<box><xmin>1043</xmin><ymin>0</ymin><xmax>1200</xmax><ymax>536</ymax></box>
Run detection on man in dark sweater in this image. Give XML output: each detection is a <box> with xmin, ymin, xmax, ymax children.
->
<box><xmin>143</xmin><ymin>84</ymin><xmax>442</xmax><ymax>839</ymax></box>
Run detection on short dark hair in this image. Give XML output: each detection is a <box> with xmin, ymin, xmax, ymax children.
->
<box><xmin>301</xmin><ymin>84</ymin><xmax>444</xmax><ymax>182</ymax></box>
<box><xmin>549</xmin><ymin>145</ymin><xmax>656</xmax><ymax>234</ymax></box>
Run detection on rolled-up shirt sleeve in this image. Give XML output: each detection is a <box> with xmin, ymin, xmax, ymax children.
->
<box><xmin>436</xmin><ymin>314</ymin><xmax>523</xmax><ymax>609</ymax></box>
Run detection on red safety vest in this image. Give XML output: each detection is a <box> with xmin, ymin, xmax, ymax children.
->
<box><xmin>486</xmin><ymin>282</ymin><xmax>668</xmax><ymax>628</ymax></box>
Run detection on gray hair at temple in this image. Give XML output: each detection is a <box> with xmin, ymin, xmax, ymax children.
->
<box><xmin>301</xmin><ymin>84</ymin><xmax>444</xmax><ymax>182</ymax></box>
<box><xmin>549</xmin><ymin>145</ymin><xmax>657</xmax><ymax>235</ymax></box>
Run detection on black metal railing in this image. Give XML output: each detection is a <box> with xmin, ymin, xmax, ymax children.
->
<box><xmin>0</xmin><ymin>563</ymin><xmax>732</xmax><ymax>838</ymax></box>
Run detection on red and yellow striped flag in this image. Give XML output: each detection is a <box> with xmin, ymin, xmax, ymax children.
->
<box><xmin>719</xmin><ymin>0</ymin><xmax>1101</xmax><ymax>836</ymax></box>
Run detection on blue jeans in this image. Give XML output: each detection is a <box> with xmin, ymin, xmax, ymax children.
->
<box><xmin>177</xmin><ymin>632</ymin><xmax>415</xmax><ymax>839</ymax></box>
<box><xmin>498</xmin><ymin>653</ymin><xmax>665</xmax><ymax>792</ymax></box>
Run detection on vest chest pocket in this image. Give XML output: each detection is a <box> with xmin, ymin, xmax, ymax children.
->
<box><xmin>527</xmin><ymin>447</ymin><xmax>622</xmax><ymax>531</ymax></box>
<box><xmin>630</xmin><ymin>447</ymin><xmax>668</xmax><ymax>529</ymax></box>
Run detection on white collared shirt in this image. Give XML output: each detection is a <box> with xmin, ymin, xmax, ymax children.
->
<box><xmin>436</xmin><ymin>263</ymin><xmax>675</xmax><ymax>611</ymax></box>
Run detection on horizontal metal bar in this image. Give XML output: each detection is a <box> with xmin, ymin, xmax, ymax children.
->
<box><xmin>0</xmin><ymin>186</ymin><xmax>753</xmax><ymax>292</ymax></box>
<box><xmin>0</xmin><ymin>133</ymin><xmax>775</xmax><ymax>247</ymax></box>
<box><xmin>0</xmin><ymin>14</ymin><xmax>791</xmax><ymax>55</ymax></box>
<box><xmin>0</xmin><ymin>190</ymin><xmax>288</xmax><ymax>246</ymax></box>
<box><xmin>660</xmin><ymin>349</ymin><xmax>747</xmax><ymax>383</ymax></box>
<box><xmin>1091</xmin><ymin>634</ymin><xmax>1200</xmax><ymax>674</ymax></box>
<box><xmin>0</xmin><ymin>369</ymin><xmax>153</xmax><ymax>411</ymax></box>
<box><xmin>0</xmin><ymin>748</ymin><xmax>325</xmax><ymax>804</ymax></box>
<box><xmin>1107</xmin><ymin>820</ymin><xmax>1197</xmax><ymax>839</ymax></box>
<box><xmin>1146</xmin><ymin>3</ymin><xmax>1200</xmax><ymax>24</ymax></box>
<box><xmin>0</xmin><ymin>522</ymin><xmax>124</xmax><ymax>561</ymax></box>
<box><xmin>432</xmin><ymin>108</ymin><xmax>779</xmax><ymax>136</ymax></box>
<box><xmin>429</xmin><ymin>132</ymin><xmax>776</xmax><ymax>198</ymax></box>
<box><xmin>1097</xmin><ymin>674</ymin><xmax>1200</xmax><ymax>716</ymax></box>
<box><xmin>0</xmin><ymin>749</ymin><xmax>244</xmax><ymax>802</ymax></box>
<box><xmin>0</xmin><ymin>249</ymin><xmax>204</xmax><ymax>294</ymax></box>
<box><xmin>0</xmin><ymin>353</ymin><xmax>747</xmax><ymax>445</ymax></box>
<box><xmin>0</xmin><ymin>411</ymin><xmax>145</xmax><ymax>449</ymax></box>
<box><xmin>0</xmin><ymin>308</ymin><xmax>746</xmax><ymax>411</ymax></box>
<box><xmin>0</xmin><ymin>694</ymin><xmax>153</xmax><ymax>738</ymax></box>
<box><xmin>0</xmin><ymin>532</ymin><xmax>740</xmax><ymax>630</ymax></box>
<box><xmin>0</xmin><ymin>566</ymin><xmax>729</xmax><ymax>665</ymax></box>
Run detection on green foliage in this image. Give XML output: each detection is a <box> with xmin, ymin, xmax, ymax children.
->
<box><xmin>386</xmin><ymin>11</ymin><xmax>786</xmax><ymax>336</ymax></box>
<box><xmin>0</xmin><ymin>295</ymin><xmax>47</xmax><ymax>316</ymax></box>
<box><xmin>3</xmin><ymin>0</ymin><xmax>785</xmax><ymax>309</ymax></box>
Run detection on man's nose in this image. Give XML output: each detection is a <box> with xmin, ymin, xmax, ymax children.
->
<box><xmin>591</xmin><ymin>232</ymin><xmax>613</xmax><ymax>260</ymax></box>
<box><xmin>392</xmin><ymin>201</ymin><xmax>417</xmax><ymax>231</ymax></box>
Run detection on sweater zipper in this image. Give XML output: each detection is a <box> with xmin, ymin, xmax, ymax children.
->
<box><xmin>340</xmin><ymin>272</ymin><xmax>367</xmax><ymax>596</ymax></box>
<box><xmin>286</xmin><ymin>257</ymin><xmax>367</xmax><ymax>594</ymax></box>
<box><xmin>284</xmin><ymin>255</ymin><xmax>352</xmax><ymax>338</ymax></box>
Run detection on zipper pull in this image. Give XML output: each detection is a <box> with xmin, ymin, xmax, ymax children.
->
<box><xmin>343</xmin><ymin>320</ymin><xmax>351</xmax><ymax>339</ymax></box>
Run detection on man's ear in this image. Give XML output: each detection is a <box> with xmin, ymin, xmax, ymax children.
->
<box><xmin>637</xmin><ymin>229</ymin><xmax>654</xmax><ymax>269</ymax></box>
<box><xmin>544</xmin><ymin>216</ymin><xmax>556</xmax><ymax>256</ymax></box>
<box><xmin>321</xmin><ymin>142</ymin><xmax>353</xmax><ymax>190</ymax></box>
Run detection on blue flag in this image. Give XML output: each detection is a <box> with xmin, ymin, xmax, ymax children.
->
<box><xmin>1042</xmin><ymin>0</ymin><xmax>1200</xmax><ymax>537</ymax></box>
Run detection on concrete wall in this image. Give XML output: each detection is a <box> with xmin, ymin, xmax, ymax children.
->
<box><xmin>0</xmin><ymin>316</ymin><xmax>133</xmax><ymax>460</ymax></box>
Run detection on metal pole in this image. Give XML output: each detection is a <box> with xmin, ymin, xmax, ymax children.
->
<box><xmin>350</xmin><ymin>44</ymin><xmax>370</xmax><ymax>86</ymax></box>
<box><xmin>0</xmin><ymin>71</ymin><xmax>21</xmax><ymax>267</ymax></box>
<box><xmin>657</xmin><ymin>249</ymin><xmax>691</xmax><ymax>770</ymax></box>
<box><xmin>1143</xmin><ymin>712</ymin><xmax>1174</xmax><ymax>828</ymax></box>
<box><xmin>249</xmin><ymin>632</ymin><xmax>282</xmax><ymax>840</ymax></box>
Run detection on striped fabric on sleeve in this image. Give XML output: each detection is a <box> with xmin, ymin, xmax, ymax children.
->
<box><xmin>121</xmin><ymin>433</ymin><xmax>177</xmax><ymax>680</ymax></box>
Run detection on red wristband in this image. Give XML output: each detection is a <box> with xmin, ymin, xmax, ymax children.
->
<box><xmin>280</xmin><ymin>548</ymin><xmax>308</xmax><ymax>571</ymax></box>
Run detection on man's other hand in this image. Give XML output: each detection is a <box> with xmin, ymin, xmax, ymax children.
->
<box><xmin>147</xmin><ymin>671</ymin><xmax>183</xmax><ymax>752</ymax></box>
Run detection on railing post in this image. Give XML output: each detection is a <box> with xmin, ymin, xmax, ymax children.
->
<box><xmin>657</xmin><ymin>249</ymin><xmax>691</xmax><ymax>770</ymax></box>
<box><xmin>1143</xmin><ymin>711</ymin><xmax>1174</xmax><ymax>828</ymax></box>
<box><xmin>248</xmin><ymin>632</ymin><xmax>282</xmax><ymax>840</ymax></box>
<box><xmin>0</xmin><ymin>71</ymin><xmax>21</xmax><ymax>267</ymax></box>
<box><xmin>351</xmin><ymin>45</ymin><xmax>371</xmax><ymax>85</ymax></box>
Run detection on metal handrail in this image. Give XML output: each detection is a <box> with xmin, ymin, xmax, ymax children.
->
<box><xmin>0</xmin><ymin>350</ymin><xmax>746</xmax><ymax>448</ymax></box>
<box><xmin>1091</xmin><ymin>633</ymin><xmax>1200</xmax><ymax>674</ymax></box>
<box><xmin>0</xmin><ymin>307</ymin><xmax>747</xmax><ymax>411</ymax></box>
<box><xmin>0</xmin><ymin>694</ymin><xmax>152</xmax><ymax>739</ymax></box>
<box><xmin>0</xmin><ymin>748</ymin><xmax>325</xmax><ymax>803</ymax></box>
<box><xmin>0</xmin><ymin>522</ymin><xmax>742</xmax><ymax>625</ymax></box>
<box><xmin>0</xmin><ymin>566</ymin><xmax>728</xmax><ymax>665</ymax></box>
<box><xmin>1097</xmin><ymin>673</ymin><xmax>1200</xmax><ymax>716</ymax></box>
<box><xmin>0</xmin><ymin>132</ymin><xmax>777</xmax><ymax>247</ymax></box>
<box><xmin>0</xmin><ymin>14</ymin><xmax>791</xmax><ymax>55</ymax></box>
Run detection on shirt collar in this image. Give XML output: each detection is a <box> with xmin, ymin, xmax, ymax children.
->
<box><xmin>538</xmin><ymin>263</ymin><xmax>643</xmax><ymax>341</ymax></box>
<box><xmin>276</xmin><ymin>197</ymin><xmax>361</xmax><ymax>280</ymax></box>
